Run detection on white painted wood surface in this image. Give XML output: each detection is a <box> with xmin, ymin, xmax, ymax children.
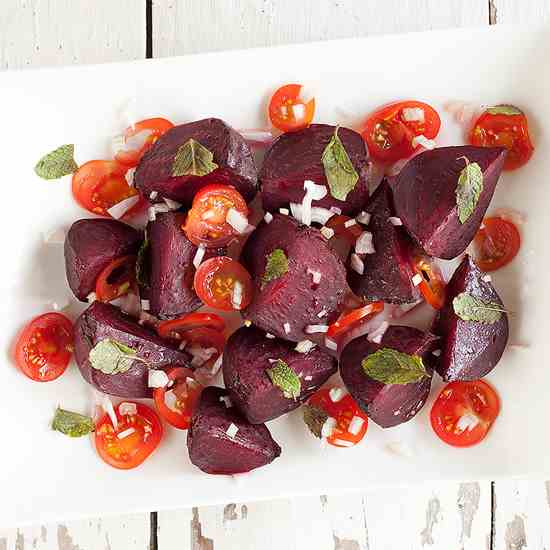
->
<box><xmin>1</xmin><ymin>1</ymin><xmax>549</xmax><ymax>548</ymax></box>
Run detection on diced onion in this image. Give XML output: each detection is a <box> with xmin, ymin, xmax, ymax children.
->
<box><xmin>149</xmin><ymin>191</ymin><xmax>158</xmax><ymax>200</ymax></box>
<box><xmin>325</xmin><ymin>338</ymin><xmax>338</xmax><ymax>351</ymax></box>
<box><xmin>292</xmin><ymin>103</ymin><xmax>306</xmax><ymax>119</ymax></box>
<box><xmin>264</xmin><ymin>212</ymin><xmax>273</xmax><ymax>224</ymax></box>
<box><xmin>164</xmin><ymin>390</ymin><xmax>179</xmax><ymax>412</ymax></box>
<box><xmin>232</xmin><ymin>281</ymin><xmax>243</xmax><ymax>309</ymax></box>
<box><xmin>125</xmin><ymin>167</ymin><xmax>136</xmax><ymax>187</ymax></box>
<box><xmin>299</xmin><ymin>180</ymin><xmax>328</xmax><ymax>227</ymax></box>
<box><xmin>368</xmin><ymin>321</ymin><xmax>389</xmax><ymax>344</ymax></box>
<box><xmin>329</xmin><ymin>388</ymin><xmax>345</xmax><ymax>402</ymax></box>
<box><xmin>290</xmin><ymin>203</ymin><xmax>334</xmax><ymax>225</ymax></box>
<box><xmin>107</xmin><ymin>195</ymin><xmax>140</xmax><ymax>220</ymax></box>
<box><xmin>265</xmin><ymin>332</ymin><xmax>275</xmax><ymax>339</ymax></box>
<box><xmin>148</xmin><ymin>369</ymin><xmax>169</xmax><ymax>388</ymax></box>
<box><xmin>210</xmin><ymin>355</ymin><xmax>223</xmax><ymax>376</ymax></box>
<box><xmin>304</xmin><ymin>375</ymin><xmax>313</xmax><ymax>381</ymax></box>
<box><xmin>412</xmin><ymin>273</ymin><xmax>423</xmax><ymax>286</ymax></box>
<box><xmin>456</xmin><ymin>413</ymin><xmax>480</xmax><ymax>432</ymax></box>
<box><xmin>220</xmin><ymin>395</ymin><xmax>233</xmax><ymax>408</ymax></box>
<box><xmin>330</xmin><ymin>206</ymin><xmax>342</xmax><ymax>215</ymax></box>
<box><xmin>226</xmin><ymin>208</ymin><xmax>249</xmax><ymax>234</ymax></box>
<box><xmin>412</xmin><ymin>134</ymin><xmax>436</xmax><ymax>150</ymax></box>
<box><xmin>350</xmin><ymin>253</ymin><xmax>364</xmax><ymax>275</ymax></box>
<box><xmin>402</xmin><ymin>107</ymin><xmax>425</xmax><ymax>122</ymax></box>
<box><xmin>348</xmin><ymin>416</ymin><xmax>365</xmax><ymax>436</ymax></box>
<box><xmin>164</xmin><ymin>197</ymin><xmax>182</xmax><ymax>210</ymax></box>
<box><xmin>356</xmin><ymin>211</ymin><xmax>371</xmax><ymax>225</ymax></box>
<box><xmin>317</xmin><ymin>308</ymin><xmax>327</xmax><ymax>318</ymax></box>
<box><xmin>321</xmin><ymin>417</ymin><xmax>337</xmax><ymax>438</ymax></box>
<box><xmin>482</xmin><ymin>274</ymin><xmax>492</xmax><ymax>283</ymax></box>
<box><xmin>87</xmin><ymin>292</ymin><xmax>97</xmax><ymax>303</ymax></box>
<box><xmin>305</xmin><ymin>324</ymin><xmax>328</xmax><ymax>334</ymax></box>
<box><xmin>304</xmin><ymin>180</ymin><xmax>327</xmax><ymax>201</ymax></box>
<box><xmin>344</xmin><ymin>219</ymin><xmax>356</xmax><ymax>228</ymax></box>
<box><xmin>355</xmin><ymin>231</ymin><xmax>375</xmax><ymax>254</ymax></box>
<box><xmin>279</xmin><ymin>208</ymin><xmax>289</xmax><ymax>215</ymax></box>
<box><xmin>226</xmin><ymin>423</ymin><xmax>239</xmax><ymax>438</ymax></box>
<box><xmin>295</xmin><ymin>340</ymin><xmax>316</xmax><ymax>353</ymax></box>
<box><xmin>148</xmin><ymin>207</ymin><xmax>157</xmax><ymax>222</ymax></box>
<box><xmin>388</xmin><ymin>217</ymin><xmax>403</xmax><ymax>226</ymax></box>
<box><xmin>117</xmin><ymin>427</ymin><xmax>136</xmax><ymax>439</ymax></box>
<box><xmin>119</xmin><ymin>402</ymin><xmax>137</xmax><ymax>416</ymax></box>
<box><xmin>333</xmin><ymin>438</ymin><xmax>355</xmax><ymax>447</ymax></box>
<box><xmin>432</xmin><ymin>349</ymin><xmax>442</xmax><ymax>357</ymax></box>
<box><xmin>193</xmin><ymin>244</ymin><xmax>206</xmax><ymax>269</ymax></box>
<box><xmin>189</xmin><ymin>346</ymin><xmax>217</xmax><ymax>367</ymax></box>
<box><xmin>320</xmin><ymin>226</ymin><xmax>335</xmax><ymax>240</ymax></box>
<box><xmin>141</xmin><ymin>299</ymin><xmax>150</xmax><ymax>311</ymax></box>
<box><xmin>283</xmin><ymin>322</ymin><xmax>291</xmax><ymax>334</ymax></box>
<box><xmin>307</xmin><ymin>267</ymin><xmax>322</xmax><ymax>284</ymax></box>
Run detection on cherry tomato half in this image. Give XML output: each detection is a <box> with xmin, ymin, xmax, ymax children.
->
<box><xmin>194</xmin><ymin>257</ymin><xmax>253</xmax><ymax>311</ymax></box>
<box><xmin>307</xmin><ymin>387</ymin><xmax>368</xmax><ymax>448</ymax></box>
<box><xmin>412</xmin><ymin>254</ymin><xmax>446</xmax><ymax>309</ymax></box>
<box><xmin>325</xmin><ymin>215</ymin><xmax>363</xmax><ymax>261</ymax></box>
<box><xmin>362</xmin><ymin>100</ymin><xmax>441</xmax><ymax>163</ymax></box>
<box><xmin>157</xmin><ymin>312</ymin><xmax>226</xmax><ymax>341</ymax></box>
<box><xmin>472</xmin><ymin>217</ymin><xmax>521</xmax><ymax>272</ymax></box>
<box><xmin>95</xmin><ymin>401</ymin><xmax>163</xmax><ymax>469</ymax></box>
<box><xmin>114</xmin><ymin>118</ymin><xmax>174</xmax><ymax>167</ymax></box>
<box><xmin>268</xmin><ymin>84</ymin><xmax>315</xmax><ymax>132</ymax></box>
<box><xmin>430</xmin><ymin>380</ymin><xmax>500</xmax><ymax>448</ymax></box>
<box><xmin>95</xmin><ymin>255</ymin><xmax>137</xmax><ymax>302</ymax></box>
<box><xmin>14</xmin><ymin>313</ymin><xmax>74</xmax><ymax>382</ymax></box>
<box><xmin>469</xmin><ymin>105</ymin><xmax>534</xmax><ymax>170</ymax></box>
<box><xmin>153</xmin><ymin>367</ymin><xmax>203</xmax><ymax>430</ymax></box>
<box><xmin>327</xmin><ymin>301</ymin><xmax>384</xmax><ymax>346</ymax></box>
<box><xmin>183</xmin><ymin>184</ymin><xmax>249</xmax><ymax>248</ymax></box>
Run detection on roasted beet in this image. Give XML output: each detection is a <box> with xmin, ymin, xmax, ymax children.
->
<box><xmin>432</xmin><ymin>255</ymin><xmax>508</xmax><ymax>381</ymax></box>
<box><xmin>340</xmin><ymin>326</ymin><xmax>438</xmax><ymax>428</ymax></box>
<box><xmin>74</xmin><ymin>302</ymin><xmax>190</xmax><ymax>398</ymax></box>
<box><xmin>393</xmin><ymin>146</ymin><xmax>507</xmax><ymax>259</ymax></box>
<box><xmin>348</xmin><ymin>180</ymin><xmax>420</xmax><ymax>303</ymax></box>
<box><xmin>260</xmin><ymin>124</ymin><xmax>370</xmax><ymax>215</ymax></box>
<box><xmin>134</xmin><ymin>118</ymin><xmax>257</xmax><ymax>206</ymax></box>
<box><xmin>242</xmin><ymin>214</ymin><xmax>349</xmax><ymax>342</ymax></box>
<box><xmin>187</xmin><ymin>386</ymin><xmax>281</xmax><ymax>475</ymax></box>
<box><xmin>223</xmin><ymin>326</ymin><xmax>337</xmax><ymax>423</ymax></box>
<box><xmin>64</xmin><ymin>219</ymin><xmax>142</xmax><ymax>301</ymax></box>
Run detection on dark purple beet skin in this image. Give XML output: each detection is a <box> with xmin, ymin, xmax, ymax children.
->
<box><xmin>259</xmin><ymin>124</ymin><xmax>370</xmax><ymax>215</ymax></box>
<box><xmin>187</xmin><ymin>386</ymin><xmax>281</xmax><ymax>475</ymax></box>
<box><xmin>432</xmin><ymin>255</ymin><xmax>509</xmax><ymax>381</ymax></box>
<box><xmin>64</xmin><ymin>219</ymin><xmax>142</xmax><ymax>301</ymax></box>
<box><xmin>340</xmin><ymin>326</ymin><xmax>439</xmax><ymax>428</ymax></box>
<box><xmin>392</xmin><ymin>146</ymin><xmax>507</xmax><ymax>259</ymax></box>
<box><xmin>222</xmin><ymin>326</ymin><xmax>337</xmax><ymax>423</ymax></box>
<box><xmin>242</xmin><ymin>214</ymin><xmax>349</xmax><ymax>342</ymax></box>
<box><xmin>134</xmin><ymin>118</ymin><xmax>258</xmax><ymax>206</ymax></box>
<box><xmin>74</xmin><ymin>302</ymin><xmax>190</xmax><ymax>398</ymax></box>
<box><xmin>349</xmin><ymin>179</ymin><xmax>421</xmax><ymax>304</ymax></box>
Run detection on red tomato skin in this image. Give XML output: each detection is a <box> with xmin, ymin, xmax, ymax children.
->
<box><xmin>95</xmin><ymin>255</ymin><xmax>137</xmax><ymax>302</ymax></box>
<box><xmin>268</xmin><ymin>83</ymin><xmax>315</xmax><ymax>132</ymax></box>
<box><xmin>411</xmin><ymin>255</ymin><xmax>446</xmax><ymax>310</ymax></box>
<box><xmin>473</xmin><ymin>217</ymin><xmax>521</xmax><ymax>272</ymax></box>
<box><xmin>157</xmin><ymin>312</ymin><xmax>226</xmax><ymax>340</ymax></box>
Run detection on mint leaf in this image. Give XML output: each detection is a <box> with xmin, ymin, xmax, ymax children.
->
<box><xmin>361</xmin><ymin>348</ymin><xmax>428</xmax><ymax>385</ymax></box>
<box><xmin>456</xmin><ymin>160</ymin><xmax>483</xmax><ymax>224</ymax></box>
<box><xmin>34</xmin><ymin>144</ymin><xmax>78</xmax><ymax>180</ymax></box>
<box><xmin>172</xmin><ymin>138</ymin><xmax>218</xmax><ymax>177</ymax></box>
<box><xmin>89</xmin><ymin>339</ymin><xmax>138</xmax><ymax>375</ymax></box>
<box><xmin>321</xmin><ymin>127</ymin><xmax>359</xmax><ymax>201</ymax></box>
<box><xmin>52</xmin><ymin>408</ymin><xmax>95</xmax><ymax>438</ymax></box>
<box><xmin>262</xmin><ymin>248</ymin><xmax>288</xmax><ymax>288</ymax></box>
<box><xmin>303</xmin><ymin>404</ymin><xmax>328</xmax><ymax>438</ymax></box>
<box><xmin>452</xmin><ymin>292</ymin><xmax>504</xmax><ymax>323</ymax></box>
<box><xmin>136</xmin><ymin>238</ymin><xmax>150</xmax><ymax>289</ymax></box>
<box><xmin>266</xmin><ymin>359</ymin><xmax>301</xmax><ymax>399</ymax></box>
<box><xmin>486</xmin><ymin>104</ymin><xmax>523</xmax><ymax>116</ymax></box>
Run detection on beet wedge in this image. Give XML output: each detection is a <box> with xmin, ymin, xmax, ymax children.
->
<box><xmin>223</xmin><ymin>326</ymin><xmax>337</xmax><ymax>423</ymax></box>
<box><xmin>340</xmin><ymin>325</ymin><xmax>438</xmax><ymax>428</ymax></box>
<box><xmin>432</xmin><ymin>255</ymin><xmax>509</xmax><ymax>381</ymax></box>
<box><xmin>349</xmin><ymin>179</ymin><xmax>421</xmax><ymax>303</ymax></box>
<box><xmin>393</xmin><ymin>146</ymin><xmax>507</xmax><ymax>259</ymax></box>
<box><xmin>74</xmin><ymin>302</ymin><xmax>190</xmax><ymax>398</ymax></box>
<box><xmin>260</xmin><ymin>124</ymin><xmax>370</xmax><ymax>215</ymax></box>
<box><xmin>64</xmin><ymin>219</ymin><xmax>142</xmax><ymax>301</ymax></box>
<box><xmin>187</xmin><ymin>386</ymin><xmax>281</xmax><ymax>475</ymax></box>
<box><xmin>242</xmin><ymin>214</ymin><xmax>349</xmax><ymax>342</ymax></box>
<box><xmin>134</xmin><ymin>118</ymin><xmax>257</xmax><ymax>206</ymax></box>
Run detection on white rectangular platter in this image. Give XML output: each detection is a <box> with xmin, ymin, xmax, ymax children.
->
<box><xmin>1</xmin><ymin>24</ymin><xmax>549</xmax><ymax>528</ymax></box>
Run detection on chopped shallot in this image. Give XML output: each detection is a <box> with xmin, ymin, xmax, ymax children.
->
<box><xmin>290</xmin><ymin>203</ymin><xmax>334</xmax><ymax>225</ymax></box>
<box><xmin>305</xmin><ymin>324</ymin><xmax>328</xmax><ymax>334</ymax></box>
<box><xmin>388</xmin><ymin>217</ymin><xmax>403</xmax><ymax>226</ymax></box>
<box><xmin>355</xmin><ymin>232</ymin><xmax>375</xmax><ymax>254</ymax></box>
<box><xmin>226</xmin><ymin>208</ymin><xmax>249</xmax><ymax>234</ymax></box>
<box><xmin>350</xmin><ymin>253</ymin><xmax>364</xmax><ymax>275</ymax></box>
<box><xmin>307</xmin><ymin>267</ymin><xmax>322</xmax><ymax>284</ymax></box>
<box><xmin>107</xmin><ymin>195</ymin><xmax>140</xmax><ymax>219</ymax></box>
<box><xmin>295</xmin><ymin>340</ymin><xmax>316</xmax><ymax>353</ymax></box>
<box><xmin>367</xmin><ymin>321</ymin><xmax>389</xmax><ymax>344</ymax></box>
<box><xmin>193</xmin><ymin>244</ymin><xmax>206</xmax><ymax>269</ymax></box>
<box><xmin>356</xmin><ymin>211</ymin><xmax>371</xmax><ymax>225</ymax></box>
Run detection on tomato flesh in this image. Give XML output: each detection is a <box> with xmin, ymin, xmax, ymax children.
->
<box><xmin>157</xmin><ymin>312</ymin><xmax>226</xmax><ymax>341</ymax></box>
<box><xmin>362</xmin><ymin>100</ymin><xmax>441</xmax><ymax>162</ymax></box>
<box><xmin>430</xmin><ymin>380</ymin><xmax>500</xmax><ymax>448</ymax></box>
<box><xmin>327</xmin><ymin>301</ymin><xmax>384</xmax><ymax>346</ymax></box>
<box><xmin>95</xmin><ymin>255</ymin><xmax>136</xmax><ymax>302</ymax></box>
<box><xmin>412</xmin><ymin>254</ymin><xmax>446</xmax><ymax>309</ymax></box>
<box><xmin>268</xmin><ymin>84</ymin><xmax>315</xmax><ymax>132</ymax></box>
<box><xmin>472</xmin><ymin>217</ymin><xmax>521</xmax><ymax>272</ymax></box>
<box><xmin>14</xmin><ymin>313</ymin><xmax>74</xmax><ymax>382</ymax></box>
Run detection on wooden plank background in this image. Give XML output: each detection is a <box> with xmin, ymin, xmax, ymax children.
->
<box><xmin>1</xmin><ymin>1</ymin><xmax>549</xmax><ymax>548</ymax></box>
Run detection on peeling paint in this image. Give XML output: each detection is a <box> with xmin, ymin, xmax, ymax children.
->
<box><xmin>504</xmin><ymin>515</ymin><xmax>526</xmax><ymax>550</ymax></box>
<box><xmin>333</xmin><ymin>534</ymin><xmax>360</xmax><ymax>550</ymax></box>
<box><xmin>458</xmin><ymin>482</ymin><xmax>480</xmax><ymax>542</ymax></box>
<box><xmin>191</xmin><ymin>507</ymin><xmax>214</xmax><ymax>550</ymax></box>
<box><xmin>57</xmin><ymin>525</ymin><xmax>82</xmax><ymax>550</ymax></box>
<box><xmin>420</xmin><ymin>496</ymin><xmax>441</xmax><ymax>546</ymax></box>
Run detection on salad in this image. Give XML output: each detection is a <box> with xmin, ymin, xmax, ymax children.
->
<box><xmin>18</xmin><ymin>85</ymin><xmax>533</xmax><ymax>473</ymax></box>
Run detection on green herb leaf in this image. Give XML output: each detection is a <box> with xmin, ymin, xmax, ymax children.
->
<box><xmin>452</xmin><ymin>292</ymin><xmax>504</xmax><ymax>323</ymax></box>
<box><xmin>361</xmin><ymin>348</ymin><xmax>429</xmax><ymax>385</ymax></box>
<box><xmin>136</xmin><ymin>238</ymin><xmax>150</xmax><ymax>289</ymax></box>
<box><xmin>89</xmin><ymin>339</ymin><xmax>138</xmax><ymax>375</ymax></box>
<box><xmin>303</xmin><ymin>404</ymin><xmax>328</xmax><ymax>438</ymax></box>
<box><xmin>52</xmin><ymin>408</ymin><xmax>95</xmax><ymax>438</ymax></box>
<box><xmin>266</xmin><ymin>359</ymin><xmax>301</xmax><ymax>399</ymax></box>
<box><xmin>486</xmin><ymin>104</ymin><xmax>523</xmax><ymax>116</ymax></box>
<box><xmin>456</xmin><ymin>160</ymin><xmax>484</xmax><ymax>224</ymax></box>
<box><xmin>34</xmin><ymin>144</ymin><xmax>78</xmax><ymax>180</ymax></box>
<box><xmin>321</xmin><ymin>127</ymin><xmax>359</xmax><ymax>201</ymax></box>
<box><xmin>262</xmin><ymin>248</ymin><xmax>288</xmax><ymax>288</ymax></box>
<box><xmin>172</xmin><ymin>138</ymin><xmax>218</xmax><ymax>177</ymax></box>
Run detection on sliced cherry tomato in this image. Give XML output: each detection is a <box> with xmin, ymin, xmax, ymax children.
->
<box><xmin>183</xmin><ymin>184</ymin><xmax>249</xmax><ymax>248</ymax></box>
<box><xmin>327</xmin><ymin>302</ymin><xmax>384</xmax><ymax>346</ymax></box>
<box><xmin>14</xmin><ymin>313</ymin><xmax>74</xmax><ymax>382</ymax></box>
<box><xmin>325</xmin><ymin>215</ymin><xmax>363</xmax><ymax>244</ymax></box>
<box><xmin>114</xmin><ymin>118</ymin><xmax>174</xmax><ymax>167</ymax></box>
<box><xmin>361</xmin><ymin>100</ymin><xmax>441</xmax><ymax>163</ymax></box>
<box><xmin>469</xmin><ymin>105</ymin><xmax>534</xmax><ymax>170</ymax></box>
<box><xmin>268</xmin><ymin>83</ymin><xmax>315</xmax><ymax>132</ymax></box>
<box><xmin>95</xmin><ymin>255</ymin><xmax>137</xmax><ymax>302</ymax></box>
<box><xmin>157</xmin><ymin>312</ymin><xmax>226</xmax><ymax>341</ymax></box>
<box><xmin>430</xmin><ymin>380</ymin><xmax>500</xmax><ymax>448</ymax></box>
<box><xmin>95</xmin><ymin>401</ymin><xmax>163</xmax><ymax>469</ymax></box>
<box><xmin>182</xmin><ymin>327</ymin><xmax>225</xmax><ymax>370</ymax></box>
<box><xmin>412</xmin><ymin>254</ymin><xmax>446</xmax><ymax>309</ymax></box>
<box><xmin>153</xmin><ymin>367</ymin><xmax>203</xmax><ymax>430</ymax></box>
<box><xmin>72</xmin><ymin>160</ymin><xmax>139</xmax><ymax>217</ymax></box>
<box><xmin>307</xmin><ymin>388</ymin><xmax>368</xmax><ymax>448</ymax></box>
<box><xmin>472</xmin><ymin>217</ymin><xmax>521</xmax><ymax>272</ymax></box>
<box><xmin>194</xmin><ymin>256</ymin><xmax>253</xmax><ymax>311</ymax></box>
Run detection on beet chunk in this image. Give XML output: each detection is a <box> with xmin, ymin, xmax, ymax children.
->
<box><xmin>187</xmin><ymin>386</ymin><xmax>281</xmax><ymax>475</ymax></box>
<box><xmin>260</xmin><ymin>124</ymin><xmax>370</xmax><ymax>215</ymax></box>
<box><xmin>393</xmin><ymin>146</ymin><xmax>506</xmax><ymax>259</ymax></box>
<box><xmin>432</xmin><ymin>255</ymin><xmax>508</xmax><ymax>381</ymax></box>
<box><xmin>74</xmin><ymin>302</ymin><xmax>190</xmax><ymax>398</ymax></box>
<box><xmin>340</xmin><ymin>326</ymin><xmax>438</xmax><ymax>428</ymax></box>
<box><xmin>349</xmin><ymin>180</ymin><xmax>420</xmax><ymax>304</ymax></box>
<box><xmin>134</xmin><ymin>118</ymin><xmax>257</xmax><ymax>206</ymax></box>
<box><xmin>242</xmin><ymin>214</ymin><xmax>349</xmax><ymax>342</ymax></box>
<box><xmin>223</xmin><ymin>326</ymin><xmax>337</xmax><ymax>423</ymax></box>
<box><xmin>64</xmin><ymin>219</ymin><xmax>142</xmax><ymax>301</ymax></box>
